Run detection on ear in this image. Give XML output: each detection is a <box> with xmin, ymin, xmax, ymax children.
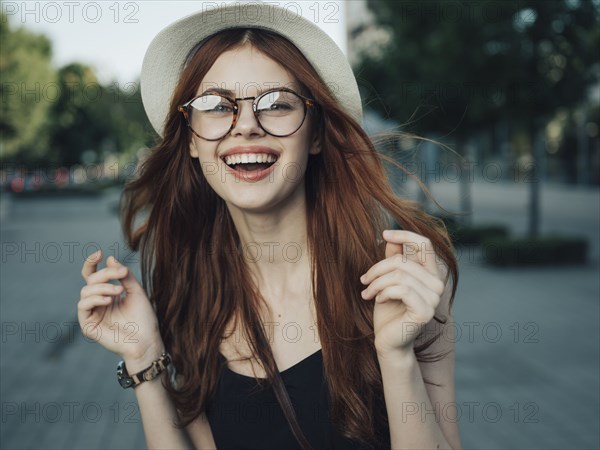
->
<box><xmin>309</xmin><ymin>132</ymin><xmax>321</xmax><ymax>156</ymax></box>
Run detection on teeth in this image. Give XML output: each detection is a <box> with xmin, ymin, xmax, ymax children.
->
<box><xmin>224</xmin><ymin>153</ymin><xmax>277</xmax><ymax>166</ymax></box>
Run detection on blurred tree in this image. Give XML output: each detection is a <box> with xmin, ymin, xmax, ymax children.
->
<box><xmin>357</xmin><ymin>0</ymin><xmax>600</xmax><ymax>235</ymax></box>
<box><xmin>357</xmin><ymin>0</ymin><xmax>599</xmax><ymax>150</ymax></box>
<box><xmin>99</xmin><ymin>78</ymin><xmax>159</xmax><ymax>161</ymax></box>
<box><xmin>44</xmin><ymin>65</ymin><xmax>154</xmax><ymax>167</ymax></box>
<box><xmin>0</xmin><ymin>13</ymin><xmax>57</xmax><ymax>164</ymax></box>
<box><xmin>44</xmin><ymin>63</ymin><xmax>105</xmax><ymax>166</ymax></box>
<box><xmin>1</xmin><ymin>14</ymin><xmax>157</xmax><ymax>170</ymax></box>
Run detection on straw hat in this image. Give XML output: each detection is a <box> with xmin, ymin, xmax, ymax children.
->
<box><xmin>140</xmin><ymin>2</ymin><xmax>363</xmax><ymax>137</ymax></box>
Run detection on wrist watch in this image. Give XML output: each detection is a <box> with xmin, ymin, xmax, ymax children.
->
<box><xmin>117</xmin><ymin>351</ymin><xmax>172</xmax><ymax>389</ymax></box>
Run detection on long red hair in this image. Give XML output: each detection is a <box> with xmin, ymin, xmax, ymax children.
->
<box><xmin>121</xmin><ymin>28</ymin><xmax>458</xmax><ymax>449</ymax></box>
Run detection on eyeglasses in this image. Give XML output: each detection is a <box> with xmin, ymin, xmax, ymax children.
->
<box><xmin>178</xmin><ymin>87</ymin><xmax>317</xmax><ymax>141</ymax></box>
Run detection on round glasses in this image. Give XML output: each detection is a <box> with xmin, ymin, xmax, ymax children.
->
<box><xmin>178</xmin><ymin>88</ymin><xmax>317</xmax><ymax>141</ymax></box>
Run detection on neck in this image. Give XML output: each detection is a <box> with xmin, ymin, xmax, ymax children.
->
<box><xmin>226</xmin><ymin>185</ymin><xmax>312</xmax><ymax>299</ymax></box>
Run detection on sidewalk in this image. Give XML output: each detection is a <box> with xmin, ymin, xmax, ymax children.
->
<box><xmin>1</xmin><ymin>180</ymin><xmax>598</xmax><ymax>449</ymax></box>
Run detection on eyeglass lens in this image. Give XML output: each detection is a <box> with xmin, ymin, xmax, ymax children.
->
<box><xmin>187</xmin><ymin>90</ymin><xmax>306</xmax><ymax>140</ymax></box>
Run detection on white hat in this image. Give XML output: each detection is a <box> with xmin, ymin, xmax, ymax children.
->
<box><xmin>140</xmin><ymin>2</ymin><xmax>363</xmax><ymax>137</ymax></box>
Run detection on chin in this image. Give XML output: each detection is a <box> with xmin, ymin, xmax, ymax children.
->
<box><xmin>226</xmin><ymin>199</ymin><xmax>278</xmax><ymax>215</ymax></box>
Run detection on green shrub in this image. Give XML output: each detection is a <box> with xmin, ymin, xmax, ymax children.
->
<box><xmin>433</xmin><ymin>214</ymin><xmax>509</xmax><ymax>246</ymax></box>
<box><xmin>451</xmin><ymin>224</ymin><xmax>509</xmax><ymax>246</ymax></box>
<box><xmin>481</xmin><ymin>234</ymin><xmax>589</xmax><ymax>266</ymax></box>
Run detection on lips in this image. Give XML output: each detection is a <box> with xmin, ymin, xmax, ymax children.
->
<box><xmin>219</xmin><ymin>146</ymin><xmax>280</xmax><ymax>162</ymax></box>
<box><xmin>218</xmin><ymin>146</ymin><xmax>280</xmax><ymax>182</ymax></box>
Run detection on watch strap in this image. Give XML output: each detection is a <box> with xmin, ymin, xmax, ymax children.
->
<box><xmin>117</xmin><ymin>352</ymin><xmax>172</xmax><ymax>389</ymax></box>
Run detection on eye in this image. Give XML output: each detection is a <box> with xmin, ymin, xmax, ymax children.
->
<box><xmin>265</xmin><ymin>102</ymin><xmax>292</xmax><ymax>111</ymax></box>
<box><xmin>190</xmin><ymin>95</ymin><xmax>234</xmax><ymax>115</ymax></box>
<box><xmin>209</xmin><ymin>103</ymin><xmax>233</xmax><ymax>113</ymax></box>
<box><xmin>258</xmin><ymin>90</ymin><xmax>299</xmax><ymax>108</ymax></box>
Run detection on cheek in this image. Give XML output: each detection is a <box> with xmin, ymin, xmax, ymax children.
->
<box><xmin>191</xmin><ymin>140</ymin><xmax>218</xmax><ymax>166</ymax></box>
<box><xmin>282</xmin><ymin>141</ymin><xmax>312</xmax><ymax>180</ymax></box>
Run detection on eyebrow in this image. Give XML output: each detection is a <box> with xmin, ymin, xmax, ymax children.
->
<box><xmin>199</xmin><ymin>87</ymin><xmax>284</xmax><ymax>97</ymax></box>
<box><xmin>200</xmin><ymin>87</ymin><xmax>263</xmax><ymax>97</ymax></box>
<box><xmin>200</xmin><ymin>87</ymin><xmax>236</xmax><ymax>96</ymax></box>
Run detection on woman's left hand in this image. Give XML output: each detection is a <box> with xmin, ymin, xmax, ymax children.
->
<box><xmin>360</xmin><ymin>230</ymin><xmax>447</xmax><ymax>357</ymax></box>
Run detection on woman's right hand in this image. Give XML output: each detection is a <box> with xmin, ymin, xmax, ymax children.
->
<box><xmin>78</xmin><ymin>249</ymin><xmax>164</xmax><ymax>371</ymax></box>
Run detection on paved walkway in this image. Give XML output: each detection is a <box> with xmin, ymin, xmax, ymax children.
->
<box><xmin>0</xmin><ymin>179</ymin><xmax>598</xmax><ymax>449</ymax></box>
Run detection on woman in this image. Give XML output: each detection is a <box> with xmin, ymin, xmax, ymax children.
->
<box><xmin>78</xmin><ymin>4</ymin><xmax>460</xmax><ymax>450</ymax></box>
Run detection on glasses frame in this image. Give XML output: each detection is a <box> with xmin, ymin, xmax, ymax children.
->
<box><xmin>177</xmin><ymin>87</ymin><xmax>317</xmax><ymax>141</ymax></box>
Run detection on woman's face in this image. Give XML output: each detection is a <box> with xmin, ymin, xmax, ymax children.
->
<box><xmin>188</xmin><ymin>44</ymin><xmax>320</xmax><ymax>213</ymax></box>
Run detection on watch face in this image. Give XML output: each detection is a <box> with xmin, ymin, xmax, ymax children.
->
<box><xmin>116</xmin><ymin>354</ymin><xmax>171</xmax><ymax>389</ymax></box>
<box><xmin>117</xmin><ymin>361</ymin><xmax>134</xmax><ymax>388</ymax></box>
<box><xmin>119</xmin><ymin>377</ymin><xmax>134</xmax><ymax>388</ymax></box>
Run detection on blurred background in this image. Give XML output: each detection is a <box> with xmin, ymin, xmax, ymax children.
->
<box><xmin>1</xmin><ymin>1</ymin><xmax>598</xmax><ymax>449</ymax></box>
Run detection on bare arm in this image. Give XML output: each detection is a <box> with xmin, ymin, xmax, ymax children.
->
<box><xmin>377</xmin><ymin>264</ymin><xmax>462</xmax><ymax>450</ymax></box>
<box><xmin>78</xmin><ymin>250</ymin><xmax>215</xmax><ymax>449</ymax></box>
<box><xmin>125</xmin><ymin>344</ymin><xmax>218</xmax><ymax>449</ymax></box>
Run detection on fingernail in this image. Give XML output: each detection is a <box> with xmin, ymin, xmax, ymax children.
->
<box><xmin>383</xmin><ymin>230</ymin><xmax>392</xmax><ymax>238</ymax></box>
<box><xmin>360</xmin><ymin>274</ymin><xmax>366</xmax><ymax>283</ymax></box>
<box><xmin>118</xmin><ymin>267</ymin><xmax>127</xmax><ymax>274</ymax></box>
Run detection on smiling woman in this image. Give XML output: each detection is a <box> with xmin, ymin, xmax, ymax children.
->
<box><xmin>77</xmin><ymin>3</ymin><xmax>461</xmax><ymax>450</ymax></box>
<box><xmin>184</xmin><ymin>41</ymin><xmax>323</xmax><ymax>213</ymax></box>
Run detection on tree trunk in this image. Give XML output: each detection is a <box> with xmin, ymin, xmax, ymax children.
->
<box><xmin>576</xmin><ymin>111</ymin><xmax>590</xmax><ymax>185</ymax></box>
<box><xmin>458</xmin><ymin>135</ymin><xmax>473</xmax><ymax>227</ymax></box>
<box><xmin>528</xmin><ymin>121</ymin><xmax>545</xmax><ymax>239</ymax></box>
<box><xmin>417</xmin><ymin>139</ymin><xmax>437</xmax><ymax>212</ymax></box>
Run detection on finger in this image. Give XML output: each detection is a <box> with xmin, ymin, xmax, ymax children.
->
<box><xmin>375</xmin><ymin>285</ymin><xmax>434</xmax><ymax>321</ymax></box>
<box><xmin>86</xmin><ymin>265</ymin><xmax>129</xmax><ymax>286</ymax></box>
<box><xmin>361</xmin><ymin>257</ymin><xmax>445</xmax><ymax>295</ymax></box>
<box><xmin>78</xmin><ymin>316</ymin><xmax>104</xmax><ymax>341</ymax></box>
<box><xmin>361</xmin><ymin>269</ymin><xmax>437</xmax><ymax>306</ymax></box>
<box><xmin>77</xmin><ymin>294</ymin><xmax>112</xmax><ymax>321</ymax></box>
<box><xmin>81</xmin><ymin>249</ymin><xmax>102</xmax><ymax>280</ymax></box>
<box><xmin>107</xmin><ymin>257</ymin><xmax>145</xmax><ymax>295</ymax></box>
<box><xmin>382</xmin><ymin>230</ymin><xmax>441</xmax><ymax>276</ymax></box>
<box><xmin>81</xmin><ymin>283</ymin><xmax>124</xmax><ymax>299</ymax></box>
<box><xmin>385</xmin><ymin>240</ymin><xmax>404</xmax><ymax>259</ymax></box>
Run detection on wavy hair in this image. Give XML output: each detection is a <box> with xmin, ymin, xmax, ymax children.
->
<box><xmin>121</xmin><ymin>28</ymin><xmax>458</xmax><ymax>450</ymax></box>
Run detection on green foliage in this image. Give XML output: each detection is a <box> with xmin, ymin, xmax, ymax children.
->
<box><xmin>357</xmin><ymin>0</ymin><xmax>600</xmax><ymax>137</ymax></box>
<box><xmin>0</xmin><ymin>13</ymin><xmax>157</xmax><ymax>168</ymax></box>
<box><xmin>0</xmin><ymin>14</ymin><xmax>56</xmax><ymax>162</ymax></box>
<box><xmin>43</xmin><ymin>65</ymin><xmax>155</xmax><ymax>167</ymax></box>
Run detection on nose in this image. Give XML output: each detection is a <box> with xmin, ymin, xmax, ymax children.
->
<box><xmin>230</xmin><ymin>100</ymin><xmax>266</xmax><ymax>138</ymax></box>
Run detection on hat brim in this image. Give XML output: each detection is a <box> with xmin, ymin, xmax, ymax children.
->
<box><xmin>140</xmin><ymin>3</ymin><xmax>363</xmax><ymax>137</ymax></box>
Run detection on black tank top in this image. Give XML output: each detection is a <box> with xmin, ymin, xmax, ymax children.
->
<box><xmin>206</xmin><ymin>349</ymin><xmax>391</xmax><ymax>450</ymax></box>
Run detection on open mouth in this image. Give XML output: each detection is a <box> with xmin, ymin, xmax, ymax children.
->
<box><xmin>221</xmin><ymin>154</ymin><xmax>278</xmax><ymax>172</ymax></box>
